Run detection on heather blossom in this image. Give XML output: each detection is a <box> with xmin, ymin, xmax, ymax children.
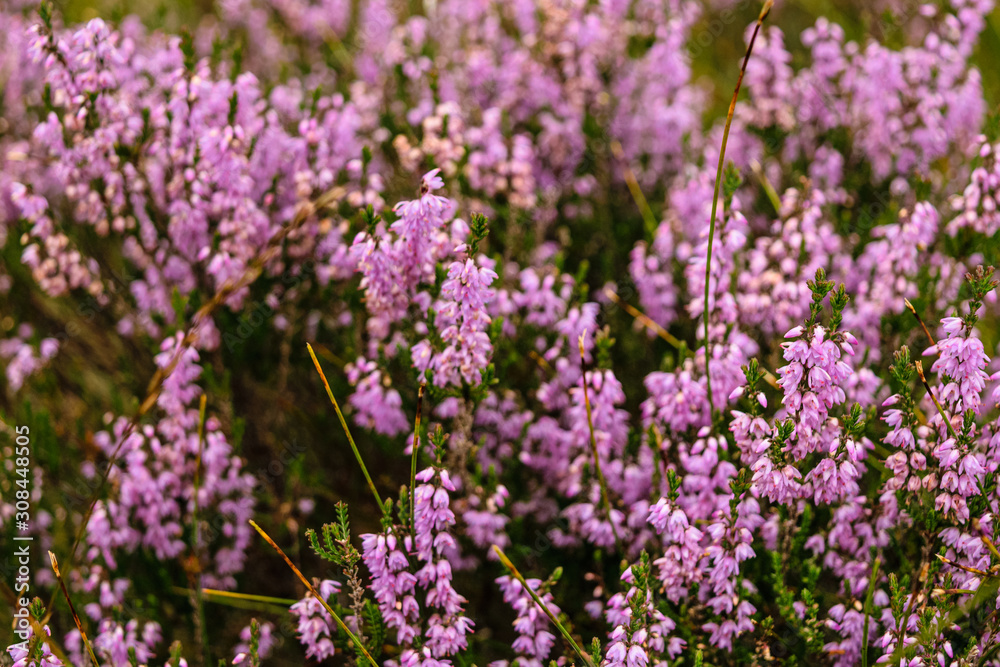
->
<box><xmin>699</xmin><ymin>493</ymin><xmax>761</xmax><ymax>651</ymax></box>
<box><xmin>417</xmin><ymin>253</ymin><xmax>498</xmax><ymax>388</ymax></box>
<box><xmin>7</xmin><ymin>623</ymin><xmax>63</xmax><ymax>667</ymax></box>
<box><xmin>950</xmin><ymin>134</ymin><xmax>1000</xmax><ymax>237</ymax></box>
<box><xmin>361</xmin><ymin>529</ymin><xmax>420</xmax><ymax>646</ymax></box>
<box><xmin>358</xmin><ymin>464</ymin><xmax>472</xmax><ymax>664</ymax></box>
<box><xmin>927</xmin><ymin>316</ymin><xmax>990</xmax><ymax>416</ymax></box>
<box><xmin>350</xmin><ymin>169</ymin><xmax>457</xmax><ymax>342</ymax></box>
<box><xmin>647</xmin><ymin>494</ymin><xmax>705</xmax><ymax>603</ymax></box>
<box><xmin>413</xmin><ymin>467</ymin><xmax>474</xmax><ymax>657</ymax></box>
<box><xmin>604</xmin><ymin>556</ymin><xmax>685</xmax><ymax>667</ymax></box>
<box><xmin>346</xmin><ymin>355</ymin><xmax>410</xmax><ymax>436</ymax></box>
<box><xmin>289</xmin><ymin>579</ymin><xmax>342</xmax><ymax>661</ymax></box>
<box><xmin>496</xmin><ymin>575</ymin><xmax>561</xmax><ymax>667</ymax></box>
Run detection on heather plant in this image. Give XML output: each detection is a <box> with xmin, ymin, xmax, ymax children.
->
<box><xmin>3</xmin><ymin>0</ymin><xmax>1000</xmax><ymax>665</ymax></box>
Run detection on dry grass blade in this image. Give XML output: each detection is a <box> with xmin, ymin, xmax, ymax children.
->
<box><xmin>49</xmin><ymin>551</ymin><xmax>100</xmax><ymax>667</ymax></box>
<box><xmin>904</xmin><ymin>298</ymin><xmax>937</xmax><ymax>346</ymax></box>
<box><xmin>936</xmin><ymin>553</ymin><xmax>998</xmax><ymax>578</ymax></box>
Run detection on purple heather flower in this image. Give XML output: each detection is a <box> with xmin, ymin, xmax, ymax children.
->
<box><xmin>496</xmin><ymin>575</ymin><xmax>561</xmax><ymax>667</ymax></box>
<box><xmin>346</xmin><ymin>356</ymin><xmax>410</xmax><ymax>436</ymax></box>
<box><xmin>7</xmin><ymin>623</ymin><xmax>64</xmax><ymax>667</ymax></box>
<box><xmin>929</xmin><ymin>318</ymin><xmax>990</xmax><ymax>415</ymax></box>
<box><xmin>413</xmin><ymin>467</ymin><xmax>474</xmax><ymax>657</ymax></box>
<box><xmin>362</xmin><ymin>530</ymin><xmax>421</xmax><ymax>646</ymax></box>
<box><xmin>422</xmin><ymin>256</ymin><xmax>498</xmax><ymax>388</ymax></box>
<box><xmin>950</xmin><ymin>135</ymin><xmax>1000</xmax><ymax>237</ymax></box>
<box><xmin>290</xmin><ymin>580</ymin><xmax>341</xmax><ymax>661</ymax></box>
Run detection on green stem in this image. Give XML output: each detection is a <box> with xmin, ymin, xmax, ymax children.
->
<box><xmin>493</xmin><ymin>546</ymin><xmax>596</xmax><ymax>667</ymax></box>
<box><xmin>410</xmin><ymin>384</ymin><xmax>425</xmax><ymax>536</ymax></box>
<box><xmin>578</xmin><ymin>334</ymin><xmax>623</xmax><ymax>553</ymax></box>
<box><xmin>307</xmin><ymin>343</ymin><xmax>384</xmax><ymax>511</ymax></box>
<box><xmin>861</xmin><ymin>556</ymin><xmax>881</xmax><ymax>667</ymax></box>
<box><xmin>703</xmin><ymin>0</ymin><xmax>774</xmax><ymax>421</ymax></box>
<box><xmin>750</xmin><ymin>158</ymin><xmax>782</xmax><ymax>214</ymax></box>
<box><xmin>915</xmin><ymin>361</ymin><xmax>961</xmax><ymax>442</ymax></box>
<box><xmin>191</xmin><ymin>394</ymin><xmax>210</xmax><ymax>667</ymax></box>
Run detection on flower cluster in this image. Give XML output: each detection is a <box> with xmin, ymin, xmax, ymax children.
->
<box><xmin>495</xmin><ymin>575</ymin><xmax>561</xmax><ymax>667</ymax></box>
<box><xmin>288</xmin><ymin>580</ymin><xmax>341</xmax><ymax>661</ymax></box>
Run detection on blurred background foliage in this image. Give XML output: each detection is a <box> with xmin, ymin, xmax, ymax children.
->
<box><xmin>47</xmin><ymin>0</ymin><xmax>1000</xmax><ymax>117</ymax></box>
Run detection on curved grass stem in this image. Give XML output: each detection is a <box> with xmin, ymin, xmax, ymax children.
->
<box><xmin>704</xmin><ymin>0</ymin><xmax>774</xmax><ymax>420</ymax></box>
